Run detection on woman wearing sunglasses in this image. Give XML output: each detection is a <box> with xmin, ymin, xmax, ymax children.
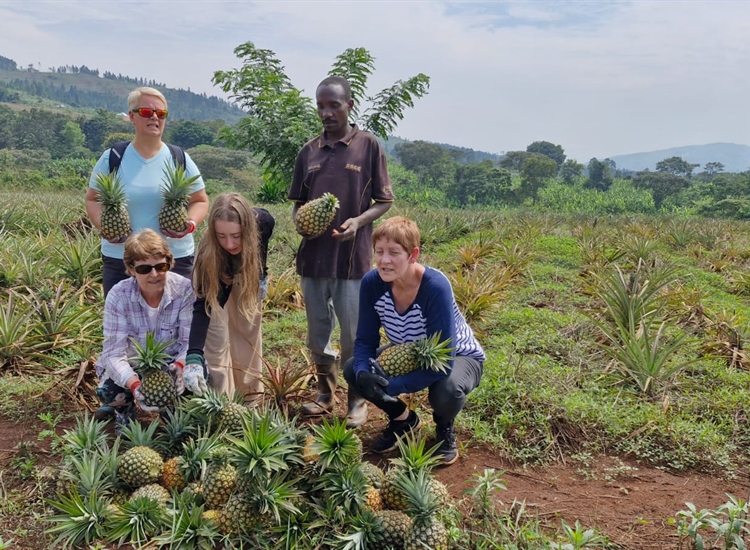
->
<box><xmin>85</xmin><ymin>86</ymin><xmax>209</xmax><ymax>297</ymax></box>
<box><xmin>94</xmin><ymin>229</ymin><xmax>197</xmax><ymax>432</ymax></box>
<box><xmin>181</xmin><ymin>193</ymin><xmax>275</xmax><ymax>401</ymax></box>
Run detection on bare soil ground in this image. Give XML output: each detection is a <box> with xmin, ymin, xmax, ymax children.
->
<box><xmin>0</xmin><ymin>387</ymin><xmax>744</xmax><ymax>549</ymax></box>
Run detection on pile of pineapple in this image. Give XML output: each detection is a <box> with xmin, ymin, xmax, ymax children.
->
<box><xmin>46</xmin><ymin>390</ymin><xmax>456</xmax><ymax>549</ymax></box>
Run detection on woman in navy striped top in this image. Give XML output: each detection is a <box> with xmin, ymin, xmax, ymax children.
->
<box><xmin>343</xmin><ymin>216</ymin><xmax>484</xmax><ymax>465</ymax></box>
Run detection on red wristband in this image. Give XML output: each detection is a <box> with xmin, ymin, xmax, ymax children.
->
<box><xmin>173</xmin><ymin>361</ymin><xmax>184</xmax><ymax>371</ymax></box>
<box><xmin>130</xmin><ymin>380</ymin><xmax>141</xmax><ymax>393</ymax></box>
<box><xmin>186</xmin><ymin>220</ymin><xmax>196</xmax><ymax>234</ymax></box>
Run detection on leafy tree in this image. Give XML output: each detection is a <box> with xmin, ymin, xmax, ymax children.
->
<box><xmin>499</xmin><ymin>151</ymin><xmax>532</xmax><ymax>172</ymax></box>
<box><xmin>526</xmin><ymin>141</ymin><xmax>566</xmax><ymax>169</ymax></box>
<box><xmin>632</xmin><ymin>171</ymin><xmax>690</xmax><ymax>208</ymax></box>
<box><xmin>186</xmin><ymin>145</ymin><xmax>254</xmax><ymax>180</ymax></box>
<box><xmin>585</xmin><ymin>158</ymin><xmax>613</xmax><ymax>191</ymax></box>
<box><xmin>80</xmin><ymin>108</ymin><xmax>129</xmax><ymax>151</ymax></box>
<box><xmin>710</xmin><ymin>172</ymin><xmax>750</xmax><ymax>201</ymax></box>
<box><xmin>0</xmin><ymin>105</ymin><xmax>15</xmax><ymax>148</ymax></box>
<box><xmin>394</xmin><ymin>140</ymin><xmax>455</xmax><ymax>188</ymax></box>
<box><xmin>167</xmin><ymin>120</ymin><xmax>216</xmax><ymax>149</ymax></box>
<box><xmin>655</xmin><ymin>156</ymin><xmax>698</xmax><ymax>178</ymax></box>
<box><xmin>559</xmin><ymin>159</ymin><xmax>584</xmax><ymax>185</ymax></box>
<box><xmin>61</xmin><ymin>121</ymin><xmax>85</xmax><ymax>149</ymax></box>
<box><xmin>213</xmin><ymin>43</ymin><xmax>429</xmax><ymax>200</ymax></box>
<box><xmin>520</xmin><ymin>154</ymin><xmax>557</xmax><ymax>204</ymax></box>
<box><xmin>446</xmin><ymin>160</ymin><xmax>513</xmax><ymax>207</ymax></box>
<box><xmin>703</xmin><ymin>161</ymin><xmax>725</xmax><ymax>177</ymax></box>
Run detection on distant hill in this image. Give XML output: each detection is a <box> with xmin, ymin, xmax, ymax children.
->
<box><xmin>609</xmin><ymin>143</ymin><xmax>750</xmax><ymax>174</ymax></box>
<box><xmin>382</xmin><ymin>135</ymin><xmax>502</xmax><ymax>164</ymax></box>
<box><xmin>0</xmin><ymin>65</ymin><xmax>245</xmax><ymax>123</ymax></box>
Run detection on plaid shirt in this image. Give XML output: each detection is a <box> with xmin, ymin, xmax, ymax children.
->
<box><xmin>96</xmin><ymin>272</ymin><xmax>195</xmax><ymax>389</ymax></box>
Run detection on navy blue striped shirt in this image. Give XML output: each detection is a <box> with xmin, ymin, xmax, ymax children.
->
<box><xmin>353</xmin><ymin>266</ymin><xmax>485</xmax><ymax>395</ymax></box>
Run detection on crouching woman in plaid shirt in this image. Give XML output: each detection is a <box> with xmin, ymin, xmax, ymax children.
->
<box><xmin>94</xmin><ymin>229</ymin><xmax>197</xmax><ymax>432</ymax></box>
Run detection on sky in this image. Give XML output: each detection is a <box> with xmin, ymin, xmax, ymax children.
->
<box><xmin>1</xmin><ymin>0</ymin><xmax>748</xmax><ymax>163</ymax></box>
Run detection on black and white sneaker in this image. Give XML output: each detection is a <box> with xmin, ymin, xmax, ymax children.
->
<box><xmin>372</xmin><ymin>410</ymin><xmax>421</xmax><ymax>453</ymax></box>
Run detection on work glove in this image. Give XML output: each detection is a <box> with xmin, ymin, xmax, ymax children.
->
<box><xmin>166</xmin><ymin>361</ymin><xmax>185</xmax><ymax>395</ymax></box>
<box><xmin>357</xmin><ymin>360</ymin><xmax>397</xmax><ymax>404</ymax></box>
<box><xmin>132</xmin><ymin>383</ymin><xmax>160</xmax><ymax>413</ymax></box>
<box><xmin>184</xmin><ymin>353</ymin><xmax>209</xmax><ymax>396</ymax></box>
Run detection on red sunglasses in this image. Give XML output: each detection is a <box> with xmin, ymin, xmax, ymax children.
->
<box><xmin>132</xmin><ymin>107</ymin><xmax>168</xmax><ymax>120</ymax></box>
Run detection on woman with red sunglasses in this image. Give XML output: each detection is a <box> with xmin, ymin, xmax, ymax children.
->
<box><xmin>94</xmin><ymin>229</ymin><xmax>196</xmax><ymax>432</ymax></box>
<box><xmin>85</xmin><ymin>86</ymin><xmax>209</xmax><ymax>297</ymax></box>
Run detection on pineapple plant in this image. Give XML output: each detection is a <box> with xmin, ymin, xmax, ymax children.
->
<box><xmin>307</xmin><ymin>416</ymin><xmax>363</xmax><ymax>472</ymax></box>
<box><xmin>295</xmin><ymin>192</ymin><xmax>340</xmax><ymax>237</ymax></box>
<box><xmin>188</xmin><ymin>388</ymin><xmax>248</xmax><ymax>434</ymax></box>
<box><xmin>162</xmin><ymin>434</ymin><xmax>216</xmax><ymax>492</ymax></box>
<box><xmin>395</xmin><ymin>470</ymin><xmax>449</xmax><ymax>550</ymax></box>
<box><xmin>158</xmin><ymin>161</ymin><xmax>201</xmax><ymax>233</ymax></box>
<box><xmin>93</xmin><ymin>170</ymin><xmax>131</xmax><ymax>241</ymax></box>
<box><xmin>105</xmin><ymin>494</ymin><xmax>167</xmax><ymax>548</ymax></box>
<box><xmin>129</xmin><ymin>331</ymin><xmax>175</xmax><ymax>408</ymax></box>
<box><xmin>46</xmin><ymin>487</ymin><xmax>110</xmax><ymax>549</ymax></box>
<box><xmin>378</xmin><ymin>332</ymin><xmax>454</xmax><ymax>377</ymax></box>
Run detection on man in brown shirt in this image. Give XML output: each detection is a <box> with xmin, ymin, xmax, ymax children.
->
<box><xmin>288</xmin><ymin>76</ymin><xmax>394</xmax><ymax>424</ymax></box>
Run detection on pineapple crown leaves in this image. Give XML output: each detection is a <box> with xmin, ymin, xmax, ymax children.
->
<box><xmin>160</xmin><ymin>161</ymin><xmax>201</xmax><ymax>204</ymax></box>
<box><xmin>226</xmin><ymin>413</ymin><xmax>303</xmax><ymax>481</ymax></box>
<box><xmin>247</xmin><ymin>473</ymin><xmax>304</xmax><ymax>524</ymax></box>
<box><xmin>60</xmin><ymin>413</ymin><xmax>111</xmax><ymax>460</ymax></box>
<box><xmin>157</xmin><ymin>406</ymin><xmax>198</xmax><ymax>457</ymax></box>
<box><xmin>128</xmin><ymin>331</ymin><xmax>174</xmax><ymax>375</ymax></box>
<box><xmin>106</xmin><ymin>496</ymin><xmax>167</xmax><ymax>548</ymax></box>
<box><xmin>178</xmin><ymin>434</ymin><xmax>217</xmax><ymax>482</ymax></box>
<box><xmin>391</xmin><ymin>469</ymin><xmax>442</xmax><ymax>525</ymax></box>
<box><xmin>61</xmin><ymin>451</ymin><xmax>117</xmax><ymax>499</ymax></box>
<box><xmin>314</xmin><ymin>462</ymin><xmax>369</xmax><ymax>515</ymax></box>
<box><xmin>185</xmin><ymin>387</ymin><xmax>230</xmax><ymax>427</ymax></box>
<box><xmin>337</xmin><ymin>508</ymin><xmax>384</xmax><ymax>550</ymax></box>
<box><xmin>153</xmin><ymin>492</ymin><xmax>221</xmax><ymax>549</ymax></box>
<box><xmin>309</xmin><ymin>416</ymin><xmax>363</xmax><ymax>472</ymax></box>
<box><xmin>389</xmin><ymin>431</ymin><xmax>441</xmax><ymax>473</ymax></box>
<box><xmin>45</xmin><ymin>487</ymin><xmax>110</xmax><ymax>549</ymax></box>
<box><xmin>117</xmin><ymin>418</ymin><xmax>165</xmax><ymax>454</ymax></box>
<box><xmin>93</xmin><ymin>170</ymin><xmax>128</xmax><ymax>209</ymax></box>
<box><xmin>412</xmin><ymin>332</ymin><xmax>455</xmax><ymax>373</ymax></box>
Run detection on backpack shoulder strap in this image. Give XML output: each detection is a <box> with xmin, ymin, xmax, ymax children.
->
<box><xmin>166</xmin><ymin>143</ymin><xmax>186</xmax><ymax>169</ymax></box>
<box><xmin>108</xmin><ymin>140</ymin><xmax>131</xmax><ymax>174</ymax></box>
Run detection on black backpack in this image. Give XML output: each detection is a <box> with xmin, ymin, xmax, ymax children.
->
<box><xmin>108</xmin><ymin>140</ymin><xmax>185</xmax><ymax>173</ymax></box>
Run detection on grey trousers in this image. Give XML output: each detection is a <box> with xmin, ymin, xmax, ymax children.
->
<box><xmin>300</xmin><ymin>276</ymin><xmax>361</xmax><ymax>367</ymax></box>
<box><xmin>343</xmin><ymin>353</ymin><xmax>484</xmax><ymax>426</ymax></box>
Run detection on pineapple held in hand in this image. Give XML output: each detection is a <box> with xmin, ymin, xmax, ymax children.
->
<box><xmin>130</xmin><ymin>332</ymin><xmax>175</xmax><ymax>408</ymax></box>
<box><xmin>378</xmin><ymin>333</ymin><xmax>454</xmax><ymax>377</ymax></box>
<box><xmin>295</xmin><ymin>192</ymin><xmax>340</xmax><ymax>237</ymax></box>
<box><xmin>158</xmin><ymin>161</ymin><xmax>200</xmax><ymax>233</ymax></box>
<box><xmin>94</xmin><ymin>171</ymin><xmax>131</xmax><ymax>241</ymax></box>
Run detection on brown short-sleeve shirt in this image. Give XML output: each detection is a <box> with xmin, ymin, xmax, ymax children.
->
<box><xmin>288</xmin><ymin>124</ymin><xmax>394</xmax><ymax>279</ymax></box>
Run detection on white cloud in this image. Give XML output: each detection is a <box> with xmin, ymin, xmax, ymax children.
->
<box><xmin>0</xmin><ymin>0</ymin><xmax>748</xmax><ymax>161</ymax></box>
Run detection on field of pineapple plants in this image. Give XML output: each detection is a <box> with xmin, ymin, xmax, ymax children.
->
<box><xmin>3</xmin><ymin>187</ymin><xmax>750</xmax><ymax>548</ymax></box>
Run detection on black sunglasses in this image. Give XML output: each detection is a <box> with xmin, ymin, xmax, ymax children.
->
<box><xmin>132</xmin><ymin>107</ymin><xmax>168</xmax><ymax>119</ymax></box>
<box><xmin>133</xmin><ymin>262</ymin><xmax>170</xmax><ymax>275</ymax></box>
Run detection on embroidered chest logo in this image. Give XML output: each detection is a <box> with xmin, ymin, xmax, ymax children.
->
<box><xmin>308</xmin><ymin>163</ymin><xmax>321</xmax><ymax>172</ymax></box>
<box><xmin>345</xmin><ymin>163</ymin><xmax>362</xmax><ymax>173</ymax></box>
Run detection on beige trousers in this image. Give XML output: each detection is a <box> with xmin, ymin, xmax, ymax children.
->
<box><xmin>203</xmin><ymin>290</ymin><xmax>263</xmax><ymax>401</ymax></box>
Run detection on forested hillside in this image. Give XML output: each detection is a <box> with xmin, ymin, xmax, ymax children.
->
<box><xmin>0</xmin><ymin>54</ymin><xmax>244</xmax><ymax>123</ymax></box>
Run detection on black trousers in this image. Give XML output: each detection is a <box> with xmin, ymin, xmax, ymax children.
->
<box><xmin>102</xmin><ymin>255</ymin><xmax>194</xmax><ymax>297</ymax></box>
<box><xmin>343</xmin><ymin>351</ymin><xmax>483</xmax><ymax>426</ymax></box>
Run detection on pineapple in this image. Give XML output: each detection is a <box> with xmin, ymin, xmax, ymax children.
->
<box><xmin>130</xmin><ymin>483</ymin><xmax>171</xmax><ymax>506</ymax></box>
<box><xmin>372</xmin><ymin>509</ymin><xmax>413</xmax><ymax>550</ymax></box>
<box><xmin>93</xmin><ymin>170</ymin><xmax>131</xmax><ymax>241</ymax></box>
<box><xmin>307</xmin><ymin>416</ymin><xmax>363</xmax><ymax>471</ymax></box>
<box><xmin>158</xmin><ymin>161</ymin><xmax>200</xmax><ymax>233</ymax></box>
<box><xmin>365</xmin><ymin>484</ymin><xmax>384</xmax><ymax>511</ymax></box>
<box><xmin>361</xmin><ymin>461</ymin><xmax>386</xmax><ymax>488</ymax></box>
<box><xmin>129</xmin><ymin>331</ymin><xmax>175</xmax><ymax>408</ymax></box>
<box><xmin>117</xmin><ymin>419</ymin><xmax>164</xmax><ymax>489</ymax></box>
<box><xmin>162</xmin><ymin>435</ymin><xmax>216</xmax><ymax>492</ymax></box>
<box><xmin>202</xmin><ymin>447</ymin><xmax>238</xmax><ymax>509</ymax></box>
<box><xmin>378</xmin><ymin>332</ymin><xmax>454</xmax><ymax>377</ymax></box>
<box><xmin>295</xmin><ymin>192</ymin><xmax>340</xmax><ymax>237</ymax></box>
<box><xmin>188</xmin><ymin>388</ymin><xmax>248</xmax><ymax>434</ymax></box>
<box><xmin>395</xmin><ymin>470</ymin><xmax>449</xmax><ymax>550</ymax></box>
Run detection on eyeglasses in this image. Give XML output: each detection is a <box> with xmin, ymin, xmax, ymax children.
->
<box><xmin>133</xmin><ymin>262</ymin><xmax>170</xmax><ymax>275</ymax></box>
<box><xmin>131</xmin><ymin>107</ymin><xmax>168</xmax><ymax>119</ymax></box>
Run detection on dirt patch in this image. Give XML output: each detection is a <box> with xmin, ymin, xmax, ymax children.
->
<box><xmin>1</xmin><ymin>389</ymin><xmax>744</xmax><ymax>549</ymax></box>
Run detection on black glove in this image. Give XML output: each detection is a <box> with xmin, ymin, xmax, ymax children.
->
<box><xmin>356</xmin><ymin>370</ymin><xmax>397</xmax><ymax>404</ymax></box>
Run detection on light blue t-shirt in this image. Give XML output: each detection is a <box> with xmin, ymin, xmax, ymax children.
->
<box><xmin>89</xmin><ymin>144</ymin><xmax>205</xmax><ymax>260</ymax></box>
